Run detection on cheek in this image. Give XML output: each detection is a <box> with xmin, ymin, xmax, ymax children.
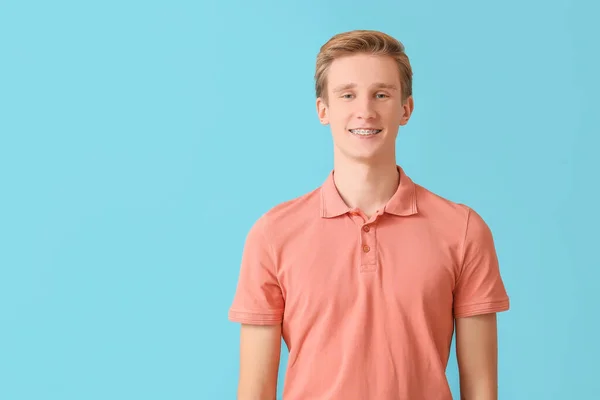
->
<box><xmin>329</xmin><ymin>112</ymin><xmax>349</xmax><ymax>129</ymax></box>
<box><xmin>384</xmin><ymin>108</ymin><xmax>404</xmax><ymax>125</ymax></box>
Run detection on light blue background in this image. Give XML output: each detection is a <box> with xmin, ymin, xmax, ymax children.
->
<box><xmin>1</xmin><ymin>0</ymin><xmax>598</xmax><ymax>398</ymax></box>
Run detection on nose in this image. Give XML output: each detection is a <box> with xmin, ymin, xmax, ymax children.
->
<box><xmin>355</xmin><ymin>97</ymin><xmax>377</xmax><ymax>120</ymax></box>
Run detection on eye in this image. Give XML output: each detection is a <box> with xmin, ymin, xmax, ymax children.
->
<box><xmin>341</xmin><ymin>93</ymin><xmax>354</xmax><ymax>99</ymax></box>
<box><xmin>375</xmin><ymin>93</ymin><xmax>389</xmax><ymax>99</ymax></box>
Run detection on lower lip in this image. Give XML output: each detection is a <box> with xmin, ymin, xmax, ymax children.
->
<box><xmin>349</xmin><ymin>130</ymin><xmax>382</xmax><ymax>139</ymax></box>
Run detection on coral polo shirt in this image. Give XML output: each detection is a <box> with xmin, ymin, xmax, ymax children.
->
<box><xmin>229</xmin><ymin>166</ymin><xmax>510</xmax><ymax>400</ymax></box>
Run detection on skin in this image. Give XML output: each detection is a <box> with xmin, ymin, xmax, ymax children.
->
<box><xmin>316</xmin><ymin>53</ymin><xmax>413</xmax><ymax>218</ymax></box>
<box><xmin>237</xmin><ymin>52</ymin><xmax>499</xmax><ymax>399</ymax></box>
<box><xmin>237</xmin><ymin>324</ymin><xmax>281</xmax><ymax>400</ymax></box>
<box><xmin>456</xmin><ymin>313</ymin><xmax>500</xmax><ymax>400</ymax></box>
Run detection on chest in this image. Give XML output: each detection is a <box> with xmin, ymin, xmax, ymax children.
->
<box><xmin>277</xmin><ymin>221</ymin><xmax>458</xmax><ymax>322</ymax></box>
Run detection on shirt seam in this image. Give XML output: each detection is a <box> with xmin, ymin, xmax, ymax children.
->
<box><xmin>259</xmin><ymin>215</ymin><xmax>282</xmax><ymax>288</ymax></box>
<box><xmin>454</xmin><ymin>298</ymin><xmax>509</xmax><ymax>309</ymax></box>
<box><xmin>229</xmin><ymin>308</ymin><xmax>284</xmax><ymax>316</ymax></box>
<box><xmin>228</xmin><ymin>309</ymin><xmax>284</xmax><ymax>324</ymax></box>
<box><xmin>453</xmin><ymin>298</ymin><xmax>510</xmax><ymax>318</ymax></box>
<box><xmin>457</xmin><ymin>205</ymin><xmax>471</xmax><ymax>279</ymax></box>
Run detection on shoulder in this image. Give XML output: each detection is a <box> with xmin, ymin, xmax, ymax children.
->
<box><xmin>414</xmin><ymin>183</ymin><xmax>471</xmax><ymax>223</ymax></box>
<box><xmin>250</xmin><ymin>185</ymin><xmax>322</xmax><ymax>237</ymax></box>
<box><xmin>413</xmin><ymin>182</ymin><xmax>494</xmax><ymax>244</ymax></box>
<box><xmin>412</xmin><ymin>182</ymin><xmax>499</xmax><ymax>278</ymax></box>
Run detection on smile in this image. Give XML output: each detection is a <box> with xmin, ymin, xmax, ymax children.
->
<box><xmin>349</xmin><ymin>129</ymin><xmax>382</xmax><ymax>136</ymax></box>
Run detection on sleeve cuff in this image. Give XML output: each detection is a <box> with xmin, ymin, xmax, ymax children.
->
<box><xmin>454</xmin><ymin>298</ymin><xmax>510</xmax><ymax>318</ymax></box>
<box><xmin>228</xmin><ymin>309</ymin><xmax>283</xmax><ymax>325</ymax></box>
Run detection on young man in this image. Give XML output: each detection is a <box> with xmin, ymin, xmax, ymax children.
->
<box><xmin>228</xmin><ymin>30</ymin><xmax>510</xmax><ymax>400</ymax></box>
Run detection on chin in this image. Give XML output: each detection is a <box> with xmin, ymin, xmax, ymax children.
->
<box><xmin>343</xmin><ymin>149</ymin><xmax>386</xmax><ymax>163</ymax></box>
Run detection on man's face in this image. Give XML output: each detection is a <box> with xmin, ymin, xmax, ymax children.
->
<box><xmin>317</xmin><ymin>54</ymin><xmax>414</xmax><ymax>163</ymax></box>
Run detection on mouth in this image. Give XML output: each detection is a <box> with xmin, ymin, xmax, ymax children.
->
<box><xmin>348</xmin><ymin>128</ymin><xmax>382</xmax><ymax>137</ymax></box>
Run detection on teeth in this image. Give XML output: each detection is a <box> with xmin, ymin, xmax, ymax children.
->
<box><xmin>350</xmin><ymin>129</ymin><xmax>382</xmax><ymax>135</ymax></box>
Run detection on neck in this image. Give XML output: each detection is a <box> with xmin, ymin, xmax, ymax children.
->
<box><xmin>332</xmin><ymin>155</ymin><xmax>400</xmax><ymax>219</ymax></box>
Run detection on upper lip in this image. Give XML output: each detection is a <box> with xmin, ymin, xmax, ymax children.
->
<box><xmin>349</xmin><ymin>127</ymin><xmax>382</xmax><ymax>130</ymax></box>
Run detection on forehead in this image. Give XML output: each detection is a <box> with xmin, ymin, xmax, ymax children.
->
<box><xmin>326</xmin><ymin>53</ymin><xmax>400</xmax><ymax>88</ymax></box>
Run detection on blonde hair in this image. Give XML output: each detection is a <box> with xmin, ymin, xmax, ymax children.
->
<box><xmin>315</xmin><ymin>30</ymin><xmax>413</xmax><ymax>104</ymax></box>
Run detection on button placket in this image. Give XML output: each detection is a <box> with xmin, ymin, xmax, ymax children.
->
<box><xmin>360</xmin><ymin>222</ymin><xmax>377</xmax><ymax>272</ymax></box>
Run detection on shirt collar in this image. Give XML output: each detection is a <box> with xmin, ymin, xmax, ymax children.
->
<box><xmin>320</xmin><ymin>165</ymin><xmax>418</xmax><ymax>218</ymax></box>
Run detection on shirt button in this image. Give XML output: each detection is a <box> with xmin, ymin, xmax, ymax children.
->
<box><xmin>363</xmin><ymin>245</ymin><xmax>370</xmax><ymax>253</ymax></box>
<box><xmin>363</xmin><ymin>225</ymin><xmax>370</xmax><ymax>232</ymax></box>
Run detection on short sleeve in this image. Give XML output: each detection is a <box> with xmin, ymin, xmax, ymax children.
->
<box><xmin>453</xmin><ymin>207</ymin><xmax>510</xmax><ymax>318</ymax></box>
<box><xmin>228</xmin><ymin>216</ymin><xmax>284</xmax><ymax>325</ymax></box>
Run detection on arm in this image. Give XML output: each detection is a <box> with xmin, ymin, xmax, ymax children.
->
<box><xmin>237</xmin><ymin>323</ymin><xmax>282</xmax><ymax>400</ymax></box>
<box><xmin>455</xmin><ymin>312</ymin><xmax>498</xmax><ymax>400</ymax></box>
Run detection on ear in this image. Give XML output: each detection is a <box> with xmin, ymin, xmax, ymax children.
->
<box><xmin>399</xmin><ymin>96</ymin><xmax>415</xmax><ymax>126</ymax></box>
<box><xmin>316</xmin><ymin>97</ymin><xmax>329</xmax><ymax>125</ymax></box>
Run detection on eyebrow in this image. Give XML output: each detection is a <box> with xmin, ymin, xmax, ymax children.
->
<box><xmin>331</xmin><ymin>82</ymin><xmax>399</xmax><ymax>93</ymax></box>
